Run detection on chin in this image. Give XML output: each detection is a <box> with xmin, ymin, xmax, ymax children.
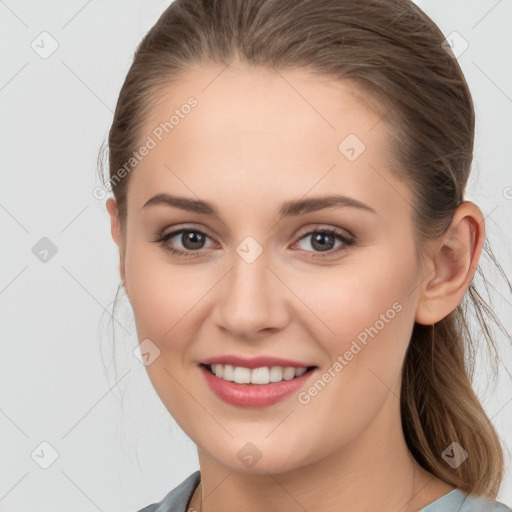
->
<box><xmin>198</xmin><ymin>435</ymin><xmax>315</xmax><ymax>475</ymax></box>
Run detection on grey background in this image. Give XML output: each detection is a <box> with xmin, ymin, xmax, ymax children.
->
<box><xmin>0</xmin><ymin>1</ymin><xmax>511</xmax><ymax>511</ymax></box>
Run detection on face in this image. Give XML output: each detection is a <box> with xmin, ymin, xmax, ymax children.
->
<box><xmin>108</xmin><ymin>64</ymin><xmax>427</xmax><ymax>474</ymax></box>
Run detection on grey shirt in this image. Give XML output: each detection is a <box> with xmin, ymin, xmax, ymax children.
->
<box><xmin>137</xmin><ymin>471</ymin><xmax>511</xmax><ymax>512</ymax></box>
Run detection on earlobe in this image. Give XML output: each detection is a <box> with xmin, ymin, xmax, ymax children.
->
<box><xmin>415</xmin><ymin>202</ymin><xmax>484</xmax><ymax>325</ymax></box>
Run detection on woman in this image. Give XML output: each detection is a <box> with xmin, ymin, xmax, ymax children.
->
<box><xmin>100</xmin><ymin>0</ymin><xmax>511</xmax><ymax>510</ymax></box>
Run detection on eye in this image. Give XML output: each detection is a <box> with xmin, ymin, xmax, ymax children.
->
<box><xmin>292</xmin><ymin>227</ymin><xmax>355</xmax><ymax>257</ymax></box>
<box><xmin>155</xmin><ymin>228</ymin><xmax>216</xmax><ymax>256</ymax></box>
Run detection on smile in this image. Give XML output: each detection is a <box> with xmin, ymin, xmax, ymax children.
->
<box><xmin>199</xmin><ymin>363</ymin><xmax>318</xmax><ymax>408</ymax></box>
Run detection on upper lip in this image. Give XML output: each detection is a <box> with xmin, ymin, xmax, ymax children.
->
<box><xmin>200</xmin><ymin>355</ymin><xmax>316</xmax><ymax>369</ymax></box>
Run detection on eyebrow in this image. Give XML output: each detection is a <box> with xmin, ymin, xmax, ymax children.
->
<box><xmin>142</xmin><ymin>193</ymin><xmax>377</xmax><ymax>218</ymax></box>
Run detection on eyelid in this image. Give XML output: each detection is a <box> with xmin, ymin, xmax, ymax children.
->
<box><xmin>160</xmin><ymin>223</ymin><xmax>215</xmax><ymax>239</ymax></box>
<box><xmin>294</xmin><ymin>223</ymin><xmax>354</xmax><ymax>241</ymax></box>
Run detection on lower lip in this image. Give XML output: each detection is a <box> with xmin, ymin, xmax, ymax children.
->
<box><xmin>199</xmin><ymin>364</ymin><xmax>316</xmax><ymax>408</ymax></box>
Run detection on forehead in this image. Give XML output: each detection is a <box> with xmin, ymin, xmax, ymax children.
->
<box><xmin>142</xmin><ymin>65</ymin><xmax>383</xmax><ymax>149</ymax></box>
<box><xmin>127</xmin><ymin>65</ymin><xmax>410</xmax><ymax>221</ymax></box>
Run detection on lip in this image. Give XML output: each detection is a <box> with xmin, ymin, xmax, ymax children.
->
<box><xmin>200</xmin><ymin>355</ymin><xmax>314</xmax><ymax>369</ymax></box>
<box><xmin>198</xmin><ymin>363</ymin><xmax>318</xmax><ymax>408</ymax></box>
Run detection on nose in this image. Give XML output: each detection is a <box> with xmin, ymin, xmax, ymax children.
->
<box><xmin>212</xmin><ymin>249</ymin><xmax>290</xmax><ymax>339</ymax></box>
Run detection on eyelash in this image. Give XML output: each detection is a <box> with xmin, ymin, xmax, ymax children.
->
<box><xmin>154</xmin><ymin>225</ymin><xmax>356</xmax><ymax>259</ymax></box>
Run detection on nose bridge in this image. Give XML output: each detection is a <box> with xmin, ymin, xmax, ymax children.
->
<box><xmin>213</xmin><ymin>241</ymin><xmax>288</xmax><ymax>336</ymax></box>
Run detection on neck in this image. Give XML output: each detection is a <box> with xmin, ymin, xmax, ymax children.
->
<box><xmin>192</xmin><ymin>393</ymin><xmax>453</xmax><ymax>512</ymax></box>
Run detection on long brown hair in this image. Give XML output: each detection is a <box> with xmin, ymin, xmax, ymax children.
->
<box><xmin>98</xmin><ymin>0</ymin><xmax>511</xmax><ymax>496</ymax></box>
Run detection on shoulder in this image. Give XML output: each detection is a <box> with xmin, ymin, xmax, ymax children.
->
<box><xmin>421</xmin><ymin>488</ymin><xmax>511</xmax><ymax>512</ymax></box>
<box><xmin>136</xmin><ymin>471</ymin><xmax>201</xmax><ymax>512</ymax></box>
<box><xmin>459</xmin><ymin>494</ymin><xmax>511</xmax><ymax>512</ymax></box>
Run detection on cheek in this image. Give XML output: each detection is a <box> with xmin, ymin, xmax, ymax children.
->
<box><xmin>299</xmin><ymin>250</ymin><xmax>415</xmax><ymax>337</ymax></box>
<box><xmin>293</xmin><ymin>248</ymin><xmax>419</xmax><ymax>395</ymax></box>
<box><xmin>123</xmin><ymin>244</ymin><xmax>209</xmax><ymax>420</ymax></box>
<box><xmin>124</xmin><ymin>242</ymin><xmax>219</xmax><ymax>362</ymax></box>
<box><xmin>290</xmin><ymin>254</ymin><xmax>417</xmax><ymax>436</ymax></box>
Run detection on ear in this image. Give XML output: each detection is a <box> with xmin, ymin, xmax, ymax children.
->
<box><xmin>106</xmin><ymin>197</ymin><xmax>126</xmax><ymax>285</ymax></box>
<box><xmin>415</xmin><ymin>202</ymin><xmax>484</xmax><ymax>325</ymax></box>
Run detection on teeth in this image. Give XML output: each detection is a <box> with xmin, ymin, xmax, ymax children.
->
<box><xmin>209</xmin><ymin>364</ymin><xmax>309</xmax><ymax>384</ymax></box>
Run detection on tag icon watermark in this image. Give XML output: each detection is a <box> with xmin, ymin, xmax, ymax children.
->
<box><xmin>31</xmin><ymin>31</ymin><xmax>59</xmax><ymax>59</ymax></box>
<box><xmin>32</xmin><ymin>237</ymin><xmax>58</xmax><ymax>263</ymax></box>
<box><xmin>442</xmin><ymin>441</ymin><xmax>468</xmax><ymax>468</ymax></box>
<box><xmin>237</xmin><ymin>442</ymin><xmax>262</xmax><ymax>468</ymax></box>
<box><xmin>441</xmin><ymin>31</ymin><xmax>469</xmax><ymax>59</ymax></box>
<box><xmin>31</xmin><ymin>441</ymin><xmax>59</xmax><ymax>469</ymax></box>
<box><xmin>134</xmin><ymin>338</ymin><xmax>161</xmax><ymax>366</ymax></box>
<box><xmin>236</xmin><ymin>236</ymin><xmax>263</xmax><ymax>264</ymax></box>
<box><xmin>338</xmin><ymin>133</ymin><xmax>366</xmax><ymax>161</ymax></box>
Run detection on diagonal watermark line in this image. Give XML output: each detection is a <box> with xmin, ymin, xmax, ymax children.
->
<box><xmin>0</xmin><ymin>202</ymin><xmax>29</xmax><ymax>232</ymax></box>
<box><xmin>201</xmin><ymin>62</ymin><xmax>231</xmax><ymax>92</ymax></box>
<box><xmin>368</xmin><ymin>162</ymin><xmax>415</xmax><ymax>211</ymax></box>
<box><xmin>490</xmin><ymin>394</ymin><xmax>512</xmax><ymax>424</ymax></box>
<box><xmin>163</xmin><ymin>367</ymin><xmax>234</xmax><ymax>438</ymax></box>
<box><xmin>471</xmin><ymin>0</ymin><xmax>503</xmax><ymax>30</ymax></box>
<box><xmin>0</xmin><ymin>62</ymin><xmax>29</xmax><ymax>92</ymax></box>
<box><xmin>271</xmin><ymin>66</ymin><xmax>336</xmax><ymax>131</ymax></box>
<box><xmin>61</xmin><ymin>471</ymin><xmax>104</xmax><ymax>512</ymax></box>
<box><xmin>368</xmin><ymin>367</ymin><xmax>400</xmax><ymax>400</ymax></box>
<box><xmin>486</xmin><ymin>279</ymin><xmax>512</xmax><ymax>311</ymax></box>
<box><xmin>61</xmin><ymin>61</ymin><xmax>114</xmax><ymax>113</ymax></box>
<box><xmin>200</xmin><ymin>470</ymin><xmax>234</xmax><ymax>508</ymax></box>
<box><xmin>368</xmin><ymin>104</ymin><xmax>395</xmax><ymax>133</ymax></box>
<box><xmin>162</xmin><ymin>267</ymin><xmax>234</xmax><ymax>338</ymax></box>
<box><xmin>61</xmin><ymin>0</ymin><xmax>94</xmax><ymax>29</ymax></box>
<box><xmin>266</xmin><ymin>163</ymin><xmax>337</xmax><ymax>235</ymax></box>
<box><xmin>266</xmin><ymin>472</ymin><xmax>310</xmax><ymax>512</ymax></box>
<box><xmin>0</xmin><ymin>265</ymin><xmax>29</xmax><ymax>295</ymax></box>
<box><xmin>474</xmin><ymin>394</ymin><xmax>512</xmax><ymax>437</ymax></box>
<box><xmin>265</xmin><ymin>266</ymin><xmax>336</xmax><ymax>335</ymax></box>
<box><xmin>0</xmin><ymin>408</ymin><xmax>29</xmax><ymax>438</ymax></box>
<box><xmin>0</xmin><ymin>0</ymin><xmax>28</xmax><ymax>28</ymax></box>
<box><xmin>61</xmin><ymin>369</ymin><xmax>130</xmax><ymax>439</ymax></box>
<box><xmin>61</xmin><ymin>265</ymin><xmax>131</xmax><ymax>334</ymax></box>
<box><xmin>0</xmin><ymin>472</ymin><xmax>29</xmax><ymax>503</ymax></box>
<box><xmin>388</xmin><ymin>9</ymin><xmax>406</xmax><ymax>29</ymax></box>
<box><xmin>61</xmin><ymin>205</ymin><xmax>89</xmax><ymax>233</ymax></box>
<box><xmin>472</xmin><ymin>61</ymin><xmax>512</xmax><ymax>104</ymax></box>
<box><xmin>484</xmin><ymin>204</ymin><xmax>499</xmax><ymax>221</ymax></box>
<box><xmin>162</xmin><ymin>162</ymin><xmax>233</xmax><ymax>235</ymax></box>
<box><xmin>265</xmin><ymin>409</ymin><xmax>295</xmax><ymax>438</ymax></box>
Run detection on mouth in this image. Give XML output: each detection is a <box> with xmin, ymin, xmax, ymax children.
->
<box><xmin>198</xmin><ymin>362</ymin><xmax>319</xmax><ymax>407</ymax></box>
